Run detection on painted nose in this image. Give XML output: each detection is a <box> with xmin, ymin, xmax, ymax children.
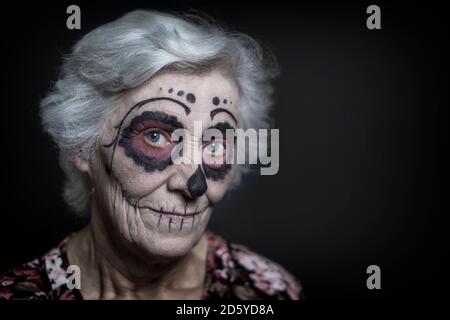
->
<box><xmin>187</xmin><ymin>165</ymin><xmax>207</xmax><ymax>198</ymax></box>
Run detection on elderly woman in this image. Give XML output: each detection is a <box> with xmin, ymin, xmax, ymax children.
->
<box><xmin>0</xmin><ymin>10</ymin><xmax>301</xmax><ymax>300</ymax></box>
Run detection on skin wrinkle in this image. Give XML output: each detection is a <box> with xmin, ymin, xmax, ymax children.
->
<box><xmin>121</xmin><ymin>183</ymin><xmax>133</xmax><ymax>246</ymax></box>
<box><xmin>67</xmin><ymin>70</ymin><xmax>239</xmax><ymax>299</ymax></box>
<box><xmin>130</xmin><ymin>197</ymin><xmax>139</xmax><ymax>246</ymax></box>
<box><xmin>118</xmin><ymin>178</ymin><xmax>138</xmax><ymax>247</ymax></box>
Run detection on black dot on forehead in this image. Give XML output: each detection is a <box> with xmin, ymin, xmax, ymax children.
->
<box><xmin>177</xmin><ymin>90</ymin><xmax>185</xmax><ymax>96</ymax></box>
<box><xmin>223</xmin><ymin>99</ymin><xmax>227</xmax><ymax>104</ymax></box>
<box><xmin>168</xmin><ymin>88</ymin><xmax>173</xmax><ymax>93</ymax></box>
<box><xmin>186</xmin><ymin>93</ymin><xmax>196</xmax><ymax>103</ymax></box>
<box><xmin>212</xmin><ymin>97</ymin><xmax>220</xmax><ymax>105</ymax></box>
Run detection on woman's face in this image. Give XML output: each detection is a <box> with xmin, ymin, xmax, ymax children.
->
<box><xmin>87</xmin><ymin>70</ymin><xmax>240</xmax><ymax>257</ymax></box>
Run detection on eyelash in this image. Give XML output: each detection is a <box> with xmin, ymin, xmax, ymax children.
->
<box><xmin>143</xmin><ymin>128</ymin><xmax>172</xmax><ymax>147</ymax></box>
<box><xmin>122</xmin><ymin>123</ymin><xmax>177</xmax><ymax>161</ymax></box>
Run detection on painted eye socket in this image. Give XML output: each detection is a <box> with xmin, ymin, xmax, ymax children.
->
<box><xmin>144</xmin><ymin>130</ymin><xmax>170</xmax><ymax>147</ymax></box>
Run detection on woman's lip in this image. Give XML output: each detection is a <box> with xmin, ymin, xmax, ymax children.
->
<box><xmin>138</xmin><ymin>206</ymin><xmax>202</xmax><ymax>217</ymax></box>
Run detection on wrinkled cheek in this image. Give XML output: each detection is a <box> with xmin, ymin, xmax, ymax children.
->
<box><xmin>89</xmin><ymin>160</ymin><xmax>122</xmax><ymax>215</ymax></box>
<box><xmin>90</xmin><ymin>145</ymin><xmax>159</xmax><ymax>204</ymax></box>
<box><xmin>110</xmin><ymin>152</ymin><xmax>175</xmax><ymax>198</ymax></box>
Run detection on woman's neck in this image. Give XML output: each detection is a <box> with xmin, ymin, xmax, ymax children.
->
<box><xmin>66</xmin><ymin>207</ymin><xmax>208</xmax><ymax>300</ymax></box>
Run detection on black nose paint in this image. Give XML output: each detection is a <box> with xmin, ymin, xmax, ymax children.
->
<box><xmin>187</xmin><ymin>165</ymin><xmax>207</xmax><ymax>198</ymax></box>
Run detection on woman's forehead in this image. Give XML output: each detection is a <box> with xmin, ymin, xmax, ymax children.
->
<box><xmin>107</xmin><ymin>70</ymin><xmax>241</xmax><ymax>128</ymax></box>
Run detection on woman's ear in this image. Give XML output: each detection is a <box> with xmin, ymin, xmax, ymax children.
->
<box><xmin>74</xmin><ymin>155</ymin><xmax>91</xmax><ymax>174</ymax></box>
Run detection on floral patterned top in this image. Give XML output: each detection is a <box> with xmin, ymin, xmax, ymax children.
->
<box><xmin>0</xmin><ymin>232</ymin><xmax>302</xmax><ymax>300</ymax></box>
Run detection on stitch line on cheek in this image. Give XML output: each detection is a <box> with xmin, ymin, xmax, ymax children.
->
<box><xmin>157</xmin><ymin>213</ymin><xmax>162</xmax><ymax>227</ymax></box>
<box><xmin>179</xmin><ymin>218</ymin><xmax>184</xmax><ymax>232</ymax></box>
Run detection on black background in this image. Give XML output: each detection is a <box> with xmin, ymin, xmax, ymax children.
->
<box><xmin>0</xmin><ymin>0</ymin><xmax>448</xmax><ymax>299</ymax></box>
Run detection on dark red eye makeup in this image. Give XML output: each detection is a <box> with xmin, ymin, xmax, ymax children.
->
<box><xmin>130</xmin><ymin>128</ymin><xmax>173</xmax><ymax>159</ymax></box>
<box><xmin>118</xmin><ymin>111</ymin><xmax>183</xmax><ymax>172</ymax></box>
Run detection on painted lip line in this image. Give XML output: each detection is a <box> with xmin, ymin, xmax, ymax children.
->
<box><xmin>138</xmin><ymin>206</ymin><xmax>203</xmax><ymax>217</ymax></box>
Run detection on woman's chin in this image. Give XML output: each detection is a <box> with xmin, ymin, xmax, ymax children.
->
<box><xmin>133</xmin><ymin>230</ymin><xmax>206</xmax><ymax>258</ymax></box>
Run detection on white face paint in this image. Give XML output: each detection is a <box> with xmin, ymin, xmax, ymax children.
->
<box><xmin>88</xmin><ymin>70</ymin><xmax>240</xmax><ymax>258</ymax></box>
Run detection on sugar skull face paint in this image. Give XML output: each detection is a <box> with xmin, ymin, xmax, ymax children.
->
<box><xmin>89</xmin><ymin>70</ymin><xmax>240</xmax><ymax>258</ymax></box>
<box><xmin>118</xmin><ymin>111</ymin><xmax>183</xmax><ymax>172</ymax></box>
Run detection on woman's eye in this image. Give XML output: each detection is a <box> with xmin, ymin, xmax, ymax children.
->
<box><xmin>203</xmin><ymin>141</ymin><xmax>226</xmax><ymax>169</ymax></box>
<box><xmin>205</xmin><ymin>141</ymin><xmax>225</xmax><ymax>156</ymax></box>
<box><xmin>144</xmin><ymin>130</ymin><xmax>169</xmax><ymax>147</ymax></box>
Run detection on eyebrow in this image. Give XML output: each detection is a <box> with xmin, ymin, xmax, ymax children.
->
<box><xmin>210</xmin><ymin>108</ymin><xmax>238</xmax><ymax>124</ymax></box>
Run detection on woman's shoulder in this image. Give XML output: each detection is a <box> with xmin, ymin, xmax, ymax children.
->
<box><xmin>0</xmin><ymin>237</ymin><xmax>78</xmax><ymax>300</ymax></box>
<box><xmin>205</xmin><ymin>231</ymin><xmax>303</xmax><ymax>300</ymax></box>
<box><xmin>0</xmin><ymin>255</ymin><xmax>49</xmax><ymax>300</ymax></box>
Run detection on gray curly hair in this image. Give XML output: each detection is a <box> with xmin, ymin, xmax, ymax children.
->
<box><xmin>40</xmin><ymin>10</ymin><xmax>278</xmax><ymax>214</ymax></box>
